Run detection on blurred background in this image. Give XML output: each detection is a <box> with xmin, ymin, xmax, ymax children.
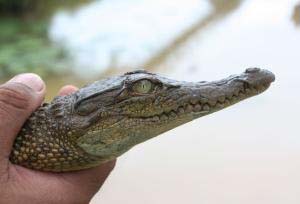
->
<box><xmin>0</xmin><ymin>0</ymin><xmax>300</xmax><ymax>203</ymax></box>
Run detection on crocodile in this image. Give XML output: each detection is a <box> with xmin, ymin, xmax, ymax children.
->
<box><xmin>10</xmin><ymin>68</ymin><xmax>275</xmax><ymax>172</ymax></box>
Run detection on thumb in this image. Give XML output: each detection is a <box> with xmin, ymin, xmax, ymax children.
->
<box><xmin>0</xmin><ymin>74</ymin><xmax>46</xmax><ymax>163</ymax></box>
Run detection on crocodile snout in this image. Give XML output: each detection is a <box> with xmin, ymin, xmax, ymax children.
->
<box><xmin>244</xmin><ymin>68</ymin><xmax>275</xmax><ymax>87</ymax></box>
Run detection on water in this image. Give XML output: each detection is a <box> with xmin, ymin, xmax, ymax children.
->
<box><xmin>49</xmin><ymin>0</ymin><xmax>211</xmax><ymax>76</ymax></box>
<box><xmin>85</xmin><ymin>1</ymin><xmax>299</xmax><ymax>203</ymax></box>
<box><xmin>2</xmin><ymin>0</ymin><xmax>300</xmax><ymax>203</ymax></box>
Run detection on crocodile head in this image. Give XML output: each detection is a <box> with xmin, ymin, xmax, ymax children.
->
<box><xmin>69</xmin><ymin>68</ymin><xmax>275</xmax><ymax>159</ymax></box>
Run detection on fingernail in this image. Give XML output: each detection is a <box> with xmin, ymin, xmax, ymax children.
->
<box><xmin>9</xmin><ymin>73</ymin><xmax>45</xmax><ymax>92</ymax></box>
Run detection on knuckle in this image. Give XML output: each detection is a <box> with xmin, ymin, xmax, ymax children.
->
<box><xmin>0</xmin><ymin>84</ymin><xmax>33</xmax><ymax>112</ymax></box>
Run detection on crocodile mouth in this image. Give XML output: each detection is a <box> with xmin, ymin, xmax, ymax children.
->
<box><xmin>134</xmin><ymin>81</ymin><xmax>271</xmax><ymax>122</ymax></box>
<box><xmin>124</xmin><ymin>68</ymin><xmax>275</xmax><ymax>123</ymax></box>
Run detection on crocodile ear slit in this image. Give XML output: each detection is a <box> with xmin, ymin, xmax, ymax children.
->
<box><xmin>75</xmin><ymin>102</ymin><xmax>98</xmax><ymax>116</ymax></box>
<box><xmin>86</xmin><ymin>111</ymin><xmax>101</xmax><ymax>126</ymax></box>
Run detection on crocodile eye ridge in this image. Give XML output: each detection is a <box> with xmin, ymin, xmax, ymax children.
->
<box><xmin>132</xmin><ymin>79</ymin><xmax>153</xmax><ymax>94</ymax></box>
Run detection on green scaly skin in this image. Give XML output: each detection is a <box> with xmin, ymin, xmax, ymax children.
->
<box><xmin>10</xmin><ymin>68</ymin><xmax>275</xmax><ymax>172</ymax></box>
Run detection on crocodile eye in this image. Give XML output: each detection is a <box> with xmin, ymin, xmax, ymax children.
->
<box><xmin>132</xmin><ymin>79</ymin><xmax>153</xmax><ymax>94</ymax></box>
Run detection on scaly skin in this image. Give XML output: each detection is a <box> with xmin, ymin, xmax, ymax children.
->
<box><xmin>10</xmin><ymin>68</ymin><xmax>275</xmax><ymax>172</ymax></box>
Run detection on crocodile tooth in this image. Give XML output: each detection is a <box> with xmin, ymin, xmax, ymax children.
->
<box><xmin>200</xmin><ymin>98</ymin><xmax>209</xmax><ymax>103</ymax></box>
<box><xmin>239</xmin><ymin>93</ymin><xmax>245</xmax><ymax>99</ymax></box>
<box><xmin>178</xmin><ymin>107</ymin><xmax>185</xmax><ymax>115</ymax></box>
<box><xmin>263</xmin><ymin>83</ymin><xmax>269</xmax><ymax>88</ymax></box>
<box><xmin>190</xmin><ymin>98</ymin><xmax>198</xmax><ymax>105</ymax></box>
<box><xmin>245</xmin><ymin>88</ymin><xmax>251</xmax><ymax>94</ymax></box>
<box><xmin>218</xmin><ymin>95</ymin><xmax>226</xmax><ymax>103</ymax></box>
<box><xmin>226</xmin><ymin>92</ymin><xmax>233</xmax><ymax>99</ymax></box>
<box><xmin>169</xmin><ymin>111</ymin><xmax>177</xmax><ymax>118</ymax></box>
<box><xmin>185</xmin><ymin>104</ymin><xmax>193</xmax><ymax>112</ymax></box>
<box><xmin>153</xmin><ymin>116</ymin><xmax>159</xmax><ymax>121</ymax></box>
<box><xmin>231</xmin><ymin>96</ymin><xmax>238</xmax><ymax>102</ymax></box>
<box><xmin>203</xmin><ymin>104</ymin><xmax>210</xmax><ymax>111</ymax></box>
<box><xmin>208</xmin><ymin>100</ymin><xmax>217</xmax><ymax>107</ymax></box>
<box><xmin>194</xmin><ymin>104</ymin><xmax>202</xmax><ymax>112</ymax></box>
<box><xmin>160</xmin><ymin>114</ymin><xmax>168</xmax><ymax>121</ymax></box>
<box><xmin>252</xmin><ymin>87</ymin><xmax>258</xmax><ymax>93</ymax></box>
<box><xmin>255</xmin><ymin>85</ymin><xmax>261</xmax><ymax>90</ymax></box>
<box><xmin>216</xmin><ymin>102</ymin><xmax>225</xmax><ymax>109</ymax></box>
<box><xmin>233</xmin><ymin>89</ymin><xmax>239</xmax><ymax>96</ymax></box>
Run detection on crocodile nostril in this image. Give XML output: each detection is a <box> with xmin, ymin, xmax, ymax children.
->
<box><xmin>245</xmin><ymin>68</ymin><xmax>261</xmax><ymax>73</ymax></box>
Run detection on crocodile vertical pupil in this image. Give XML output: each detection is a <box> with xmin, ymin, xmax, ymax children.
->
<box><xmin>133</xmin><ymin>80</ymin><xmax>153</xmax><ymax>94</ymax></box>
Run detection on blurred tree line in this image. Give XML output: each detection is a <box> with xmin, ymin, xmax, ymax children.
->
<box><xmin>0</xmin><ymin>0</ymin><xmax>91</xmax><ymax>78</ymax></box>
<box><xmin>0</xmin><ymin>0</ymin><xmax>90</xmax><ymax>17</ymax></box>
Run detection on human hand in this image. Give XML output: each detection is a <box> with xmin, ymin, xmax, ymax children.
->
<box><xmin>0</xmin><ymin>74</ymin><xmax>116</xmax><ymax>204</ymax></box>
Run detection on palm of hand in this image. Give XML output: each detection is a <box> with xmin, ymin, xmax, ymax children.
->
<box><xmin>0</xmin><ymin>83</ymin><xmax>115</xmax><ymax>204</ymax></box>
<box><xmin>3</xmin><ymin>160</ymin><xmax>115</xmax><ymax>203</ymax></box>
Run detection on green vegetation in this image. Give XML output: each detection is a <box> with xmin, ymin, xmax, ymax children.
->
<box><xmin>0</xmin><ymin>18</ymin><xmax>70</xmax><ymax>78</ymax></box>
<box><xmin>0</xmin><ymin>0</ymin><xmax>91</xmax><ymax>78</ymax></box>
<box><xmin>0</xmin><ymin>0</ymin><xmax>90</xmax><ymax>17</ymax></box>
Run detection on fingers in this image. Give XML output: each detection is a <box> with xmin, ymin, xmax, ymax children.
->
<box><xmin>0</xmin><ymin>74</ymin><xmax>46</xmax><ymax>163</ymax></box>
<box><xmin>58</xmin><ymin>85</ymin><xmax>78</xmax><ymax>96</ymax></box>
